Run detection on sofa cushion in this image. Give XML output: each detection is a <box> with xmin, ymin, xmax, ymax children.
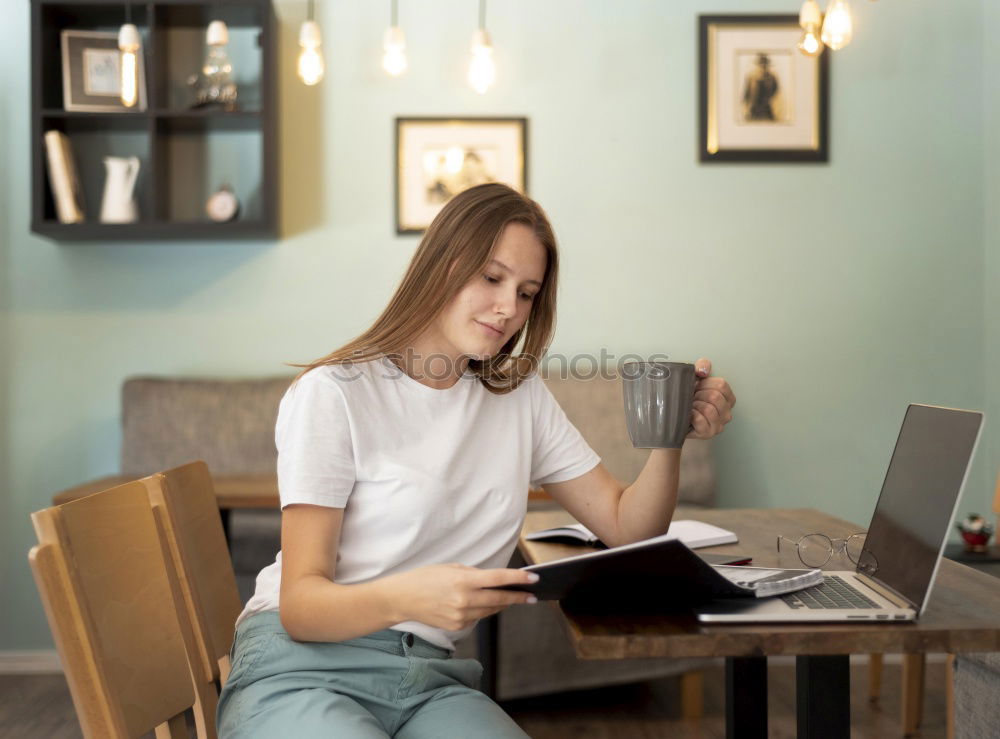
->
<box><xmin>122</xmin><ymin>372</ymin><xmax>714</xmax><ymax>506</ymax></box>
<box><xmin>953</xmin><ymin>652</ymin><xmax>1000</xmax><ymax>739</ymax></box>
<box><xmin>121</xmin><ymin>376</ymin><xmax>293</xmax><ymax>477</ymax></box>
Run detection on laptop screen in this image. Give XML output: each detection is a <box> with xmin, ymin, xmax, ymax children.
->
<box><xmin>860</xmin><ymin>404</ymin><xmax>983</xmax><ymax>610</ymax></box>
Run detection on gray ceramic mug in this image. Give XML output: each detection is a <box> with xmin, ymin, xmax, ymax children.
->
<box><xmin>621</xmin><ymin>361</ymin><xmax>696</xmax><ymax>448</ymax></box>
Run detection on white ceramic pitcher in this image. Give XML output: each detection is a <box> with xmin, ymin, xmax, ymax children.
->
<box><xmin>100</xmin><ymin>156</ymin><xmax>140</xmax><ymax>223</ymax></box>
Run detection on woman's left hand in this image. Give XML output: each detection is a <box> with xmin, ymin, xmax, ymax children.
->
<box><xmin>686</xmin><ymin>357</ymin><xmax>736</xmax><ymax>440</ymax></box>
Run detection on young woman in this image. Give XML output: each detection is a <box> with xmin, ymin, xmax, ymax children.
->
<box><xmin>217</xmin><ymin>183</ymin><xmax>735</xmax><ymax>738</ymax></box>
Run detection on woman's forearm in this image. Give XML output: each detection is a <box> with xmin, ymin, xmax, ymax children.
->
<box><xmin>280</xmin><ymin>574</ymin><xmax>403</xmax><ymax>643</ymax></box>
<box><xmin>615</xmin><ymin>448</ymin><xmax>682</xmax><ymax>544</ymax></box>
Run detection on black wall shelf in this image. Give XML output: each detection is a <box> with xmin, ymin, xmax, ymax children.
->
<box><xmin>31</xmin><ymin>0</ymin><xmax>278</xmax><ymax>241</ymax></box>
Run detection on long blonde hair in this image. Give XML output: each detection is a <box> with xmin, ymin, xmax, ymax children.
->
<box><xmin>294</xmin><ymin>183</ymin><xmax>559</xmax><ymax>394</ymax></box>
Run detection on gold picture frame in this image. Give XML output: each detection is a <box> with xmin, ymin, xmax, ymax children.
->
<box><xmin>395</xmin><ymin>117</ymin><xmax>528</xmax><ymax>234</ymax></box>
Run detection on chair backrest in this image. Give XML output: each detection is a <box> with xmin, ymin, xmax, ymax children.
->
<box><xmin>28</xmin><ymin>482</ymin><xmax>196</xmax><ymax>738</ymax></box>
<box><xmin>142</xmin><ymin>461</ymin><xmax>242</xmax><ymax>687</ymax></box>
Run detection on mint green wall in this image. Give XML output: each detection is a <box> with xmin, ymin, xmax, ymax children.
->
<box><xmin>1</xmin><ymin>0</ymin><xmax>994</xmax><ymax>650</ymax></box>
<box><xmin>986</xmin><ymin>0</ymin><xmax>1000</xmax><ymax>526</ymax></box>
<box><xmin>1</xmin><ymin>5</ymin><xmax>12</xmax><ymax>647</ymax></box>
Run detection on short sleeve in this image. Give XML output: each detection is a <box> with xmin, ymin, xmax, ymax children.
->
<box><xmin>528</xmin><ymin>375</ymin><xmax>601</xmax><ymax>488</ymax></box>
<box><xmin>275</xmin><ymin>369</ymin><xmax>357</xmax><ymax>508</ymax></box>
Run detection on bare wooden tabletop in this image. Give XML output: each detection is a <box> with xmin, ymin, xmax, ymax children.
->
<box><xmin>519</xmin><ymin>507</ymin><xmax>1000</xmax><ymax>659</ymax></box>
<box><xmin>53</xmin><ymin>476</ymin><xmax>556</xmax><ymax>509</ymax></box>
<box><xmin>53</xmin><ymin>475</ymin><xmax>280</xmax><ymax>509</ymax></box>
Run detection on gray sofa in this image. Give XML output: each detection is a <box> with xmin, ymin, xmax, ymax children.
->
<box><xmin>953</xmin><ymin>653</ymin><xmax>1000</xmax><ymax>736</ymax></box>
<box><xmin>119</xmin><ymin>370</ymin><xmax>717</xmax><ymax>701</ymax></box>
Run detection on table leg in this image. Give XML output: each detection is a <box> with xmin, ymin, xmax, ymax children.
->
<box><xmin>726</xmin><ymin>656</ymin><xmax>767</xmax><ymax>739</ymax></box>
<box><xmin>797</xmin><ymin>655</ymin><xmax>850</xmax><ymax>739</ymax></box>
<box><xmin>476</xmin><ymin>613</ymin><xmax>499</xmax><ymax>700</ymax></box>
<box><xmin>901</xmin><ymin>653</ymin><xmax>926</xmax><ymax>735</ymax></box>
<box><xmin>868</xmin><ymin>652</ymin><xmax>883</xmax><ymax>702</ymax></box>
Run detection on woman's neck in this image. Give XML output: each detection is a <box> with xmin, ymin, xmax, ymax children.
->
<box><xmin>391</xmin><ymin>336</ymin><xmax>470</xmax><ymax>390</ymax></box>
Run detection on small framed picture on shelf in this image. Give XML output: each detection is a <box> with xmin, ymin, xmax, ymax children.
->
<box><xmin>698</xmin><ymin>15</ymin><xmax>828</xmax><ymax>163</ymax></box>
<box><xmin>395</xmin><ymin>117</ymin><xmax>528</xmax><ymax>234</ymax></box>
<box><xmin>61</xmin><ymin>30</ymin><xmax>147</xmax><ymax>112</ymax></box>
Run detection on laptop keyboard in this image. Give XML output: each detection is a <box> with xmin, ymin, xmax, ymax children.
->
<box><xmin>781</xmin><ymin>575</ymin><xmax>881</xmax><ymax>610</ymax></box>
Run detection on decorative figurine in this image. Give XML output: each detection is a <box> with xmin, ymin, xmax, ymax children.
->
<box><xmin>188</xmin><ymin>20</ymin><xmax>238</xmax><ymax>110</ymax></box>
<box><xmin>956</xmin><ymin>513</ymin><xmax>994</xmax><ymax>553</ymax></box>
<box><xmin>99</xmin><ymin>155</ymin><xmax>140</xmax><ymax>223</ymax></box>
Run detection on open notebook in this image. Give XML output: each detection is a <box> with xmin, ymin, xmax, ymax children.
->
<box><xmin>525</xmin><ymin>519</ymin><xmax>737</xmax><ymax>549</ymax></box>
<box><xmin>499</xmin><ymin>533</ymin><xmax>820</xmax><ymax>602</ymax></box>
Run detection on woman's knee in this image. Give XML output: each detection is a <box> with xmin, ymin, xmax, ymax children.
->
<box><xmin>219</xmin><ymin>686</ymin><xmax>390</xmax><ymax>739</ymax></box>
<box><xmin>396</xmin><ymin>688</ymin><xmax>529</xmax><ymax>739</ymax></box>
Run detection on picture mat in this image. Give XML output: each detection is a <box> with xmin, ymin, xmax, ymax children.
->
<box><xmin>711</xmin><ymin>25</ymin><xmax>819</xmax><ymax>151</ymax></box>
<box><xmin>61</xmin><ymin>30</ymin><xmax>148</xmax><ymax>112</ymax></box>
<box><xmin>398</xmin><ymin>120</ymin><xmax>525</xmax><ymax>232</ymax></box>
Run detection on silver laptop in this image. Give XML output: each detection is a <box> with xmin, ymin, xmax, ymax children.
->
<box><xmin>696</xmin><ymin>404</ymin><xmax>984</xmax><ymax>623</ymax></box>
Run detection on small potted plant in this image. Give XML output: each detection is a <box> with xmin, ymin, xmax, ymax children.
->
<box><xmin>956</xmin><ymin>513</ymin><xmax>994</xmax><ymax>553</ymax></box>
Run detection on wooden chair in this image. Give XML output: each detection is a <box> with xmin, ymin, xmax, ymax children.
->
<box><xmin>28</xmin><ymin>481</ymin><xmax>201</xmax><ymax>738</ymax></box>
<box><xmin>140</xmin><ymin>461</ymin><xmax>243</xmax><ymax>739</ymax></box>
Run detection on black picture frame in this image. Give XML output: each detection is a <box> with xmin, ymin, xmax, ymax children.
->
<box><xmin>698</xmin><ymin>14</ymin><xmax>829</xmax><ymax>163</ymax></box>
<box><xmin>395</xmin><ymin>117</ymin><xmax>528</xmax><ymax>235</ymax></box>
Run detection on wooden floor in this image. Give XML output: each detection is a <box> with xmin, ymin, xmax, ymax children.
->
<box><xmin>0</xmin><ymin>659</ymin><xmax>947</xmax><ymax>738</ymax></box>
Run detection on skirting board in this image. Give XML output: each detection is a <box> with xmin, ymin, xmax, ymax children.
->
<box><xmin>0</xmin><ymin>651</ymin><xmax>62</xmax><ymax>674</ymax></box>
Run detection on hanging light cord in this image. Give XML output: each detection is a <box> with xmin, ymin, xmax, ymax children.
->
<box><xmin>307</xmin><ymin>0</ymin><xmax>315</xmax><ymax>22</ymax></box>
<box><xmin>391</xmin><ymin>0</ymin><xmax>398</xmax><ymax>27</ymax></box>
<box><xmin>478</xmin><ymin>0</ymin><xmax>486</xmax><ymax>31</ymax></box>
<box><xmin>124</xmin><ymin>0</ymin><xmax>132</xmax><ymax>24</ymax></box>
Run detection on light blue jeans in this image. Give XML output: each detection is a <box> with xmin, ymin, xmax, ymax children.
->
<box><xmin>217</xmin><ymin>611</ymin><xmax>528</xmax><ymax>738</ymax></box>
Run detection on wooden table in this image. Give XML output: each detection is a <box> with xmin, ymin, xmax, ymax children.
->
<box><xmin>52</xmin><ymin>475</ymin><xmax>554</xmax><ymax>541</ymax></box>
<box><xmin>53</xmin><ymin>474</ymin><xmax>280</xmax><ymax>541</ymax></box>
<box><xmin>519</xmin><ymin>506</ymin><xmax>1000</xmax><ymax>739</ymax></box>
<box><xmin>53</xmin><ymin>474</ymin><xmax>281</xmax><ymax>509</ymax></box>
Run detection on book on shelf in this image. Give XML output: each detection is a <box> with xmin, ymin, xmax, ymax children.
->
<box><xmin>499</xmin><ymin>533</ymin><xmax>823</xmax><ymax>603</ymax></box>
<box><xmin>525</xmin><ymin>519</ymin><xmax>738</xmax><ymax>549</ymax></box>
<box><xmin>43</xmin><ymin>130</ymin><xmax>84</xmax><ymax>224</ymax></box>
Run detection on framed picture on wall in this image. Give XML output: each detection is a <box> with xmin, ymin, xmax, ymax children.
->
<box><xmin>698</xmin><ymin>15</ymin><xmax>828</xmax><ymax>163</ymax></box>
<box><xmin>61</xmin><ymin>30</ymin><xmax>148</xmax><ymax>112</ymax></box>
<box><xmin>395</xmin><ymin>117</ymin><xmax>528</xmax><ymax>234</ymax></box>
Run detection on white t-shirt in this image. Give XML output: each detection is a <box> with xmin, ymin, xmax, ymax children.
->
<box><xmin>238</xmin><ymin>356</ymin><xmax>600</xmax><ymax>651</ymax></box>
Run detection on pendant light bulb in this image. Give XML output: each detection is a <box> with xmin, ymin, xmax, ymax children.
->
<box><xmin>298</xmin><ymin>19</ymin><xmax>325</xmax><ymax>85</ymax></box>
<box><xmin>798</xmin><ymin>24</ymin><xmax>823</xmax><ymax>56</ymax></box>
<box><xmin>382</xmin><ymin>26</ymin><xmax>407</xmax><ymax>76</ymax></box>
<box><xmin>799</xmin><ymin>0</ymin><xmax>823</xmax><ymax>28</ymax></box>
<box><xmin>117</xmin><ymin>23</ymin><xmax>141</xmax><ymax>107</ymax></box>
<box><xmin>821</xmin><ymin>0</ymin><xmax>853</xmax><ymax>50</ymax></box>
<box><xmin>382</xmin><ymin>0</ymin><xmax>407</xmax><ymax>76</ymax></box>
<box><xmin>468</xmin><ymin>29</ymin><xmax>495</xmax><ymax>94</ymax></box>
<box><xmin>797</xmin><ymin>0</ymin><xmax>824</xmax><ymax>57</ymax></box>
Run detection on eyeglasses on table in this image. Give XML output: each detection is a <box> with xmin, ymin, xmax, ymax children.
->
<box><xmin>777</xmin><ymin>532</ymin><xmax>868</xmax><ymax>568</ymax></box>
